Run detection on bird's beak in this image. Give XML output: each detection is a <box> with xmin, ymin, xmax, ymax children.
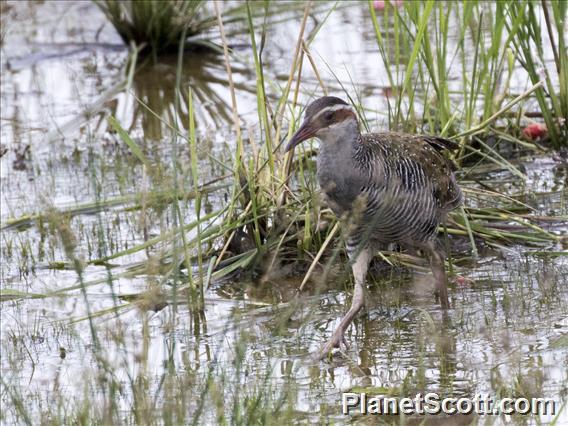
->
<box><xmin>285</xmin><ymin>121</ymin><xmax>316</xmax><ymax>152</ymax></box>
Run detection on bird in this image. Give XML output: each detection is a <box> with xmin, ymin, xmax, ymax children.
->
<box><xmin>284</xmin><ymin>96</ymin><xmax>463</xmax><ymax>359</ymax></box>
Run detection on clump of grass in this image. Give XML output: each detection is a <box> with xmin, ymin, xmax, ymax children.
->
<box><xmin>506</xmin><ymin>0</ymin><xmax>567</xmax><ymax>147</ymax></box>
<box><xmin>369</xmin><ymin>0</ymin><xmax>567</xmax><ymax>149</ymax></box>
<box><xmin>95</xmin><ymin>0</ymin><xmax>212</xmax><ymax>55</ymax></box>
<box><xmin>94</xmin><ymin>0</ymin><xmax>316</xmax><ymax>59</ymax></box>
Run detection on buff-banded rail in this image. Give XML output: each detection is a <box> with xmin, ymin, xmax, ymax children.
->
<box><xmin>285</xmin><ymin>96</ymin><xmax>463</xmax><ymax>359</ymax></box>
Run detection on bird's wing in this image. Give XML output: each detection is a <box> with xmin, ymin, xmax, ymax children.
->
<box><xmin>360</xmin><ymin>133</ymin><xmax>463</xmax><ymax>212</ymax></box>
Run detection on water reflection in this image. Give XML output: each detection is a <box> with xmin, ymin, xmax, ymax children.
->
<box><xmin>124</xmin><ymin>52</ymin><xmax>257</xmax><ymax>142</ymax></box>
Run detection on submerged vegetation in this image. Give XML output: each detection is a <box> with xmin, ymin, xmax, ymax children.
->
<box><xmin>1</xmin><ymin>0</ymin><xmax>567</xmax><ymax>424</ymax></box>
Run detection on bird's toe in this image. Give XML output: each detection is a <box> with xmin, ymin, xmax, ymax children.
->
<box><xmin>317</xmin><ymin>331</ymin><xmax>349</xmax><ymax>360</ymax></box>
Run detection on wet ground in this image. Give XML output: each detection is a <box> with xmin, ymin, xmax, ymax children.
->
<box><xmin>1</xmin><ymin>1</ymin><xmax>567</xmax><ymax>424</ymax></box>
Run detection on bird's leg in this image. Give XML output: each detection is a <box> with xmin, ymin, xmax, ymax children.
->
<box><xmin>318</xmin><ymin>246</ymin><xmax>371</xmax><ymax>360</ymax></box>
<box><xmin>425</xmin><ymin>242</ymin><xmax>449</xmax><ymax>309</ymax></box>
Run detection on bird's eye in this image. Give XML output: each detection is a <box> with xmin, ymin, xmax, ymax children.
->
<box><xmin>323</xmin><ymin>111</ymin><xmax>334</xmax><ymax>121</ymax></box>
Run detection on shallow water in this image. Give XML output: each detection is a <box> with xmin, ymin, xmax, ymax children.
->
<box><xmin>1</xmin><ymin>1</ymin><xmax>567</xmax><ymax>424</ymax></box>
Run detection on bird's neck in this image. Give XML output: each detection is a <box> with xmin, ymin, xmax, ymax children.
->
<box><xmin>316</xmin><ymin>121</ymin><xmax>364</xmax><ymax>214</ymax></box>
<box><xmin>317</xmin><ymin>120</ymin><xmax>361</xmax><ymax>186</ymax></box>
<box><xmin>318</xmin><ymin>119</ymin><xmax>361</xmax><ymax>158</ymax></box>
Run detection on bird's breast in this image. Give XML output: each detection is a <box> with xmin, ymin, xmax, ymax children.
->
<box><xmin>317</xmin><ymin>165</ymin><xmax>363</xmax><ymax>216</ymax></box>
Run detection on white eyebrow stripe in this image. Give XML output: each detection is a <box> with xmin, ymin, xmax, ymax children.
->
<box><xmin>311</xmin><ymin>104</ymin><xmax>356</xmax><ymax>121</ymax></box>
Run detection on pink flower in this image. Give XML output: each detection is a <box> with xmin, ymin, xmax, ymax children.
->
<box><xmin>373</xmin><ymin>0</ymin><xmax>403</xmax><ymax>11</ymax></box>
<box><xmin>522</xmin><ymin>123</ymin><xmax>547</xmax><ymax>140</ymax></box>
<box><xmin>454</xmin><ymin>276</ymin><xmax>473</xmax><ymax>287</ymax></box>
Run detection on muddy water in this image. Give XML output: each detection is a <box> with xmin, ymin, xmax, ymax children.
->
<box><xmin>1</xmin><ymin>1</ymin><xmax>567</xmax><ymax>424</ymax></box>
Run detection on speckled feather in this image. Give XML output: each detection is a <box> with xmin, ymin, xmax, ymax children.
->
<box><xmin>356</xmin><ymin>132</ymin><xmax>462</xmax><ymax>212</ymax></box>
<box><xmin>317</xmin><ymin>131</ymin><xmax>462</xmax><ymax>253</ymax></box>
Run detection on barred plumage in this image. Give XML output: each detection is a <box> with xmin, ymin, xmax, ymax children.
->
<box><xmin>285</xmin><ymin>96</ymin><xmax>463</xmax><ymax>359</ymax></box>
<box><xmin>344</xmin><ymin>133</ymin><xmax>462</xmax><ymax>254</ymax></box>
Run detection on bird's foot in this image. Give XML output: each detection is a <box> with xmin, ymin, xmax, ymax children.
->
<box><xmin>317</xmin><ymin>329</ymin><xmax>349</xmax><ymax>360</ymax></box>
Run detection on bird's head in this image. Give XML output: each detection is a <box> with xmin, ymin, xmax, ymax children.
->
<box><xmin>285</xmin><ymin>96</ymin><xmax>359</xmax><ymax>152</ymax></box>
